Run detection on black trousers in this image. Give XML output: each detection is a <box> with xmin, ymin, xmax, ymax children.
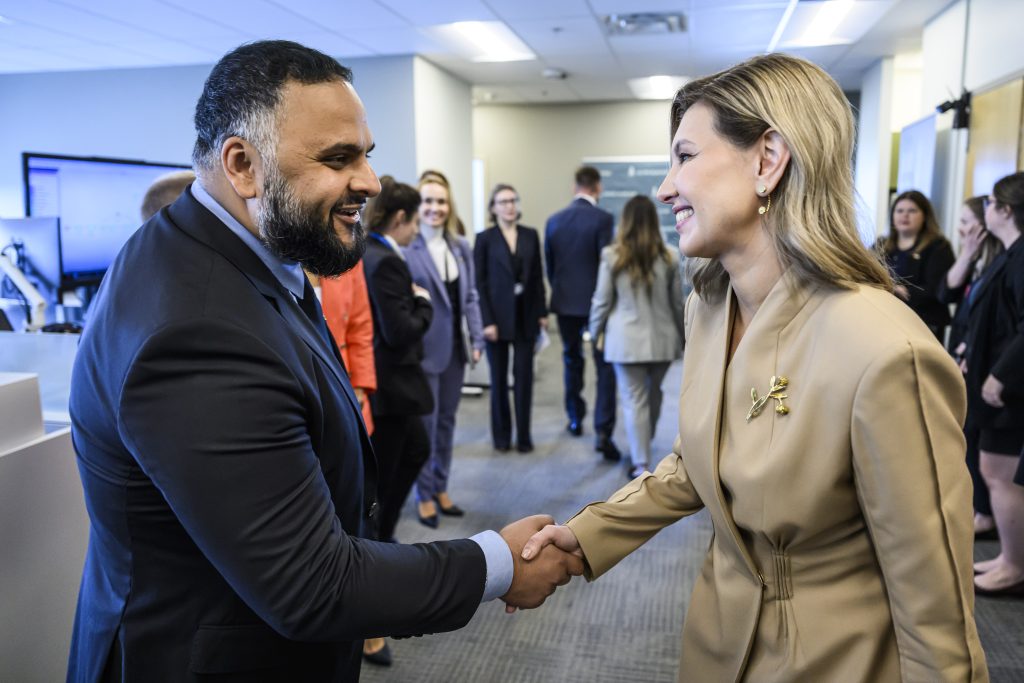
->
<box><xmin>485</xmin><ymin>338</ymin><xmax>536</xmax><ymax>447</ymax></box>
<box><xmin>556</xmin><ymin>314</ymin><xmax>616</xmax><ymax>435</ymax></box>
<box><xmin>371</xmin><ymin>414</ymin><xmax>430</xmax><ymax>540</ymax></box>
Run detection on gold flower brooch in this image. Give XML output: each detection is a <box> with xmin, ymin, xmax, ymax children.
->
<box><xmin>746</xmin><ymin>375</ymin><xmax>790</xmax><ymax>422</ymax></box>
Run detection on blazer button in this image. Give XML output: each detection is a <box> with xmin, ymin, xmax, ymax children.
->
<box><xmin>367</xmin><ymin>501</ymin><xmax>379</xmax><ymax>518</ymax></box>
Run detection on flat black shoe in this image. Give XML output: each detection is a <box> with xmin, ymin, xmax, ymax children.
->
<box><xmin>627</xmin><ymin>464</ymin><xmax>647</xmax><ymax>480</ymax></box>
<box><xmin>596</xmin><ymin>435</ymin><xmax>621</xmax><ymax>462</ymax></box>
<box><xmin>494</xmin><ymin>442</ymin><xmax>511</xmax><ymax>452</ymax></box>
<box><xmin>363</xmin><ymin>642</ymin><xmax>392</xmax><ymax>666</ymax></box>
<box><xmin>975</xmin><ymin>527</ymin><xmax>999</xmax><ymax>541</ymax></box>
<box><xmin>566</xmin><ymin>420</ymin><xmax>582</xmax><ymax>437</ymax></box>
<box><xmin>433</xmin><ymin>495</ymin><xmax>465</xmax><ymax>517</ymax></box>
<box><xmin>417</xmin><ymin>512</ymin><xmax>439</xmax><ymax>528</ymax></box>
<box><xmin>517</xmin><ymin>441</ymin><xmax>534</xmax><ymax>453</ymax></box>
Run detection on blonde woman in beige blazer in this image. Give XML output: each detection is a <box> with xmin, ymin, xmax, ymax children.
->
<box><xmin>522</xmin><ymin>54</ymin><xmax>987</xmax><ymax>682</ymax></box>
<box><xmin>590</xmin><ymin>195</ymin><xmax>685</xmax><ymax>478</ymax></box>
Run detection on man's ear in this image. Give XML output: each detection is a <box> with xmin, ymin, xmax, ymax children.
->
<box><xmin>220</xmin><ymin>136</ymin><xmax>260</xmax><ymax>200</ymax></box>
<box><xmin>754</xmin><ymin>129</ymin><xmax>791</xmax><ymax>195</ymax></box>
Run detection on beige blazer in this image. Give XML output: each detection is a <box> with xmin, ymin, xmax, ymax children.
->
<box><xmin>568</xmin><ymin>272</ymin><xmax>987</xmax><ymax>682</ymax></box>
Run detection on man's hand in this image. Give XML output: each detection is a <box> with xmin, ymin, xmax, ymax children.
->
<box><xmin>483</xmin><ymin>324</ymin><xmax>499</xmax><ymax>342</ymax></box>
<box><xmin>982</xmin><ymin>373</ymin><xmax>1005</xmax><ymax>407</ymax></box>
<box><xmin>353</xmin><ymin>387</ymin><xmax>367</xmax><ymax>408</ymax></box>
<box><xmin>500</xmin><ymin>515</ymin><xmax>583</xmax><ymax>612</ymax></box>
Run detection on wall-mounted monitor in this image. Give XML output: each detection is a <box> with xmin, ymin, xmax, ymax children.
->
<box><xmin>23</xmin><ymin>153</ymin><xmax>190</xmax><ymax>288</ymax></box>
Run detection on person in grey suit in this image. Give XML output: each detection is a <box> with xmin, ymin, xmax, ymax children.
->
<box><xmin>405</xmin><ymin>173</ymin><xmax>485</xmax><ymax>528</ymax></box>
<box><xmin>590</xmin><ymin>195</ymin><xmax>684</xmax><ymax>479</ymax></box>
<box><xmin>545</xmin><ymin>165</ymin><xmax>621</xmax><ymax>461</ymax></box>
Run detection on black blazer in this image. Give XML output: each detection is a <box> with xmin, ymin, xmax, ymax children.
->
<box><xmin>362</xmin><ymin>237</ymin><xmax>434</xmax><ymax>416</ymax></box>
<box><xmin>474</xmin><ymin>224</ymin><xmax>547</xmax><ymax>340</ymax></box>
<box><xmin>544</xmin><ymin>198</ymin><xmax>613</xmax><ymax>317</ymax></box>
<box><xmin>67</xmin><ymin>190</ymin><xmax>485</xmax><ymax>682</ymax></box>
<box><xmin>964</xmin><ymin>236</ymin><xmax>1024</xmax><ymax>431</ymax></box>
<box><xmin>884</xmin><ymin>236</ymin><xmax>956</xmax><ymax>330</ymax></box>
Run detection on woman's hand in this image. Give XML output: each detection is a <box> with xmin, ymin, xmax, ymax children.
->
<box><xmin>483</xmin><ymin>324</ymin><xmax>499</xmax><ymax>342</ymax></box>
<box><xmin>521</xmin><ymin>524</ymin><xmax>583</xmax><ymax>561</ymax></box>
<box><xmin>981</xmin><ymin>374</ymin><xmax>1005</xmax><ymax>407</ymax></box>
<box><xmin>472</xmin><ymin>348</ymin><xmax>482</xmax><ymax>363</ymax></box>
<box><xmin>960</xmin><ymin>223</ymin><xmax>987</xmax><ymax>261</ymax></box>
<box><xmin>893</xmin><ymin>284</ymin><xmax>910</xmax><ymax>301</ymax></box>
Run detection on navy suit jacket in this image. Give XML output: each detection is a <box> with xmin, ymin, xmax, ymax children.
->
<box><xmin>474</xmin><ymin>224</ymin><xmax>547</xmax><ymax>339</ymax></box>
<box><xmin>544</xmin><ymin>197</ymin><xmax>613</xmax><ymax>317</ymax></box>
<box><xmin>67</xmin><ymin>190</ymin><xmax>485</xmax><ymax>682</ymax></box>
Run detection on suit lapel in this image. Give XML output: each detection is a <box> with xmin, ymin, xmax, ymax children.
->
<box><xmin>409</xmin><ymin>235</ymin><xmax>451</xmax><ymax>310</ymax></box>
<box><xmin>491</xmin><ymin>228</ymin><xmax>515</xmax><ymax>277</ymax></box>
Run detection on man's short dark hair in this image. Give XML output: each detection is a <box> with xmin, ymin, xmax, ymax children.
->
<box><xmin>192</xmin><ymin>40</ymin><xmax>352</xmax><ymax>172</ymax></box>
<box><xmin>575</xmin><ymin>165</ymin><xmax>602</xmax><ymax>191</ymax></box>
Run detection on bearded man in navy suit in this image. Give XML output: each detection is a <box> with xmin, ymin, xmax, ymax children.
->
<box><xmin>66</xmin><ymin>40</ymin><xmax>581</xmax><ymax>683</ymax></box>
<box><xmin>544</xmin><ymin>166</ymin><xmax>621</xmax><ymax>461</ymax></box>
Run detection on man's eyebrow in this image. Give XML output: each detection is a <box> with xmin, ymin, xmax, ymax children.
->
<box><xmin>318</xmin><ymin>142</ymin><xmax>374</xmax><ymax>157</ymax></box>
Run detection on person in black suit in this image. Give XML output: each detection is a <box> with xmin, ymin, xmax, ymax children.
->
<box><xmin>544</xmin><ymin>166</ymin><xmax>621</xmax><ymax>460</ymax></box>
<box><xmin>878</xmin><ymin>190</ymin><xmax>956</xmax><ymax>339</ymax></box>
<box><xmin>474</xmin><ymin>183</ymin><xmax>548</xmax><ymax>452</ymax></box>
<box><xmin>66</xmin><ymin>41</ymin><xmax>582</xmax><ymax>683</ymax></box>
<box><xmin>966</xmin><ymin>172</ymin><xmax>1024</xmax><ymax>598</ymax></box>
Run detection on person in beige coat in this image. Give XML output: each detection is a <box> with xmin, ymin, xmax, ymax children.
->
<box><xmin>522</xmin><ymin>54</ymin><xmax>988</xmax><ymax>682</ymax></box>
<box><xmin>590</xmin><ymin>194</ymin><xmax>685</xmax><ymax>479</ymax></box>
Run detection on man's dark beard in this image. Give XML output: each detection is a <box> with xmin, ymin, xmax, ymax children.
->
<box><xmin>256</xmin><ymin>168</ymin><xmax>366</xmax><ymax>278</ymax></box>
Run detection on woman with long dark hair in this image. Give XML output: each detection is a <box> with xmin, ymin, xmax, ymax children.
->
<box><xmin>474</xmin><ymin>183</ymin><xmax>547</xmax><ymax>452</ymax></box>
<box><xmin>589</xmin><ymin>194</ymin><xmax>683</xmax><ymax>479</ymax></box>
<box><xmin>880</xmin><ymin>189</ymin><xmax>955</xmax><ymax>339</ymax></box>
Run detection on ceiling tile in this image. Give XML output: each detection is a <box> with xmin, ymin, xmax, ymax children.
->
<box><xmin>0</xmin><ymin>0</ymin><xmax>160</xmax><ymax>43</ymax></box>
<box><xmin>264</xmin><ymin>0</ymin><xmax>405</xmax><ymax>31</ymax></box>
<box><xmin>376</xmin><ymin>0</ymin><xmax>496</xmax><ymax>25</ymax></box>
<box><xmin>507</xmin><ymin>17</ymin><xmax>609</xmax><ymax>56</ymax></box>
<box><xmin>270</xmin><ymin>31</ymin><xmax>377</xmax><ymax>59</ymax></box>
<box><xmin>53</xmin><ymin>0</ymin><xmax>248</xmax><ymax>41</ymax></box>
<box><xmin>483</xmin><ymin>0</ymin><xmax>592</xmax><ymax>21</ymax></box>
<box><xmin>158</xmin><ymin>0</ymin><xmax>323</xmax><ymax>37</ymax></box>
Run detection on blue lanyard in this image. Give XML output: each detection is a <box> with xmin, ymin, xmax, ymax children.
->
<box><xmin>369</xmin><ymin>232</ymin><xmax>393</xmax><ymax>251</ymax></box>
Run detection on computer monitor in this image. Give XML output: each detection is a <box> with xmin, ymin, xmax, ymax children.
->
<box><xmin>23</xmin><ymin>153</ymin><xmax>190</xmax><ymax>287</ymax></box>
<box><xmin>0</xmin><ymin>216</ymin><xmax>61</xmax><ymax>305</ymax></box>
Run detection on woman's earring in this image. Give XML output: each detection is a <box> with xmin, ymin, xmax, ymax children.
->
<box><xmin>758</xmin><ymin>193</ymin><xmax>772</xmax><ymax>216</ymax></box>
<box><xmin>757</xmin><ymin>184</ymin><xmax>767</xmax><ymax>195</ymax></box>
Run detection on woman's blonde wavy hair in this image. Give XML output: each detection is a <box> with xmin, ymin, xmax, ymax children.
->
<box><xmin>671</xmin><ymin>53</ymin><xmax>892</xmax><ymax>302</ymax></box>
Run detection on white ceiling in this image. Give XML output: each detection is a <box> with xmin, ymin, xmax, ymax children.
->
<box><xmin>0</xmin><ymin>0</ymin><xmax>951</xmax><ymax>103</ymax></box>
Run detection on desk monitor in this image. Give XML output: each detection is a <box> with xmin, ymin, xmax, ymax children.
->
<box><xmin>23</xmin><ymin>153</ymin><xmax>190</xmax><ymax>288</ymax></box>
<box><xmin>0</xmin><ymin>216</ymin><xmax>61</xmax><ymax>304</ymax></box>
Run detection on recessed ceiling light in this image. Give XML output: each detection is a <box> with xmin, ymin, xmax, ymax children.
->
<box><xmin>800</xmin><ymin>0</ymin><xmax>855</xmax><ymax>46</ymax></box>
<box><xmin>0</xmin><ymin>15</ymin><xmax>14</xmax><ymax>25</ymax></box>
<box><xmin>426</xmin><ymin>21</ymin><xmax>535</xmax><ymax>63</ymax></box>
<box><xmin>628</xmin><ymin>75</ymin><xmax>688</xmax><ymax>100</ymax></box>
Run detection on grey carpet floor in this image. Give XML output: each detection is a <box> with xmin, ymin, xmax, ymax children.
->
<box><xmin>363</xmin><ymin>340</ymin><xmax>1023</xmax><ymax>683</ymax></box>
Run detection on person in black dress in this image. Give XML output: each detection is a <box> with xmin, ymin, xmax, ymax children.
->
<box><xmin>964</xmin><ymin>172</ymin><xmax>1024</xmax><ymax>597</ymax></box>
<box><xmin>880</xmin><ymin>190</ymin><xmax>955</xmax><ymax>339</ymax></box>
<box><xmin>474</xmin><ymin>183</ymin><xmax>548</xmax><ymax>452</ymax></box>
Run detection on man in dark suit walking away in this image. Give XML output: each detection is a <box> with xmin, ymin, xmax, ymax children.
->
<box><xmin>66</xmin><ymin>40</ymin><xmax>581</xmax><ymax>683</ymax></box>
<box><xmin>544</xmin><ymin>166</ymin><xmax>621</xmax><ymax>461</ymax></box>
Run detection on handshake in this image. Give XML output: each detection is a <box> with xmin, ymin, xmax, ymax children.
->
<box><xmin>498</xmin><ymin>514</ymin><xmax>584</xmax><ymax>613</ymax></box>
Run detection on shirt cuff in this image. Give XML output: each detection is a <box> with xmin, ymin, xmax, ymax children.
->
<box><xmin>470</xmin><ymin>530</ymin><xmax>513</xmax><ymax>602</ymax></box>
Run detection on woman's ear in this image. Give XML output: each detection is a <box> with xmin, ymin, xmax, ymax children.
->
<box><xmin>754</xmin><ymin>129</ymin><xmax>791</xmax><ymax>195</ymax></box>
<box><xmin>392</xmin><ymin>209</ymin><xmax>406</xmax><ymax>229</ymax></box>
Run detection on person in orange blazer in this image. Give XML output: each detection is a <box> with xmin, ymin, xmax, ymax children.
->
<box><xmin>320</xmin><ymin>261</ymin><xmax>376</xmax><ymax>434</ymax></box>
<box><xmin>523</xmin><ymin>54</ymin><xmax>987</xmax><ymax>682</ymax></box>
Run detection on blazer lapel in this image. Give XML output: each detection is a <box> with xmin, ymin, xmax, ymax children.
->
<box><xmin>409</xmin><ymin>235</ymin><xmax>451</xmax><ymax>310</ymax></box>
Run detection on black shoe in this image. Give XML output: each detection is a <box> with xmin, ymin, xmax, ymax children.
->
<box><xmin>417</xmin><ymin>512</ymin><xmax>439</xmax><ymax>528</ymax></box>
<box><xmin>494</xmin><ymin>442</ymin><xmax>511</xmax><ymax>452</ymax></box>
<box><xmin>596</xmin><ymin>434</ymin><xmax>621</xmax><ymax>462</ymax></box>
<box><xmin>433</xmin><ymin>495</ymin><xmax>465</xmax><ymax>517</ymax></box>
<box><xmin>517</xmin><ymin>440</ymin><xmax>534</xmax><ymax>453</ymax></box>
<box><xmin>363</xmin><ymin>642</ymin><xmax>393</xmax><ymax>666</ymax></box>
<box><xmin>626</xmin><ymin>464</ymin><xmax>647</xmax><ymax>480</ymax></box>
<box><xmin>566</xmin><ymin>420</ymin><xmax>582</xmax><ymax>437</ymax></box>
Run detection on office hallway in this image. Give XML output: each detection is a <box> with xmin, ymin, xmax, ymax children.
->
<box><xmin>364</xmin><ymin>336</ymin><xmax>1023</xmax><ymax>683</ymax></box>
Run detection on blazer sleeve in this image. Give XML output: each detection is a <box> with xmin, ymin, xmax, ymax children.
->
<box><xmin>566</xmin><ymin>436</ymin><xmax>705</xmax><ymax>580</ymax></box>
<box><xmin>474</xmin><ymin>233</ymin><xmax>495</xmax><ymax>328</ymax></box>
<box><xmin>528</xmin><ymin>229</ymin><xmax>548</xmax><ymax>318</ymax></box>
<box><xmin>345</xmin><ymin>263</ymin><xmax>377</xmax><ymax>393</ymax></box>
<box><xmin>368</xmin><ymin>255</ymin><xmax>434</xmax><ymax>350</ymax></box>
<box><xmin>991</xmin><ymin>258</ymin><xmax>1024</xmax><ymax>387</ymax></box>
<box><xmin>458</xmin><ymin>238</ymin><xmax>485</xmax><ymax>349</ymax></box>
<box><xmin>544</xmin><ymin>221</ymin><xmax>555</xmax><ymax>283</ymax></box>
<box><xmin>850</xmin><ymin>340</ymin><xmax>986</xmax><ymax>681</ymax></box>
<box><xmin>116</xmin><ymin>319</ymin><xmax>485</xmax><ymax>642</ymax></box>
<box><xmin>907</xmin><ymin>240</ymin><xmax>956</xmax><ymax>312</ymax></box>
<box><xmin>588</xmin><ymin>248</ymin><xmax>614</xmax><ymax>339</ymax></box>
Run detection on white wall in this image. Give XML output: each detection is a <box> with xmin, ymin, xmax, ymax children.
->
<box><xmin>964</xmin><ymin>0</ymin><xmax>1024</xmax><ymax>92</ymax></box>
<box><xmin>0</xmin><ymin>55</ymin><xmax>419</xmax><ymax>219</ymax></box>
<box><xmin>413</xmin><ymin>57</ymin><xmax>474</xmax><ymax>232</ymax></box>
<box><xmin>473</xmin><ymin>100</ymin><xmax>668</xmax><ymax>231</ymax></box>
<box><xmin>855</xmin><ymin>57</ymin><xmax>894</xmax><ymax>243</ymax></box>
